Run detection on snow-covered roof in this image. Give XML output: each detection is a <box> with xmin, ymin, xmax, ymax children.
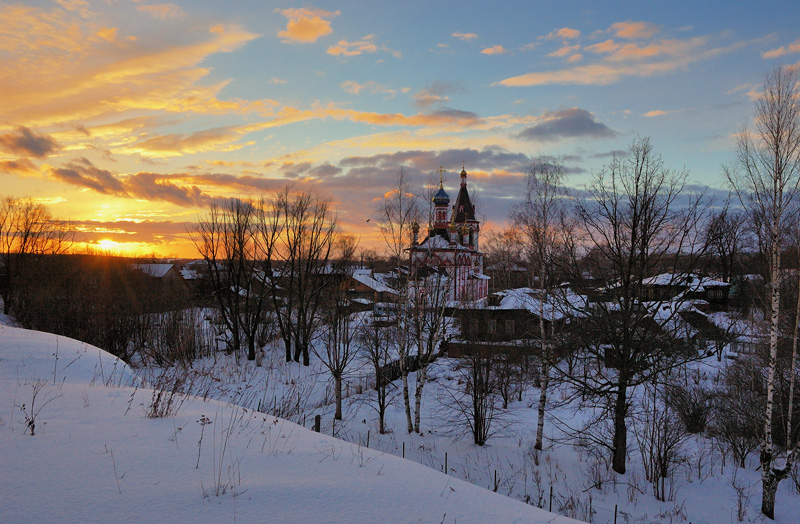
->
<box><xmin>180</xmin><ymin>268</ymin><xmax>199</xmax><ymax>280</ymax></box>
<box><xmin>415</xmin><ymin>234</ymin><xmax>473</xmax><ymax>251</ymax></box>
<box><xmin>487</xmin><ymin>287</ymin><xmax>588</xmax><ymax>321</ymax></box>
<box><xmin>640</xmin><ymin>273</ymin><xmax>729</xmax><ymax>290</ymax></box>
<box><xmin>351</xmin><ymin>269</ymin><xmax>398</xmax><ymax>295</ymax></box>
<box><xmin>134</xmin><ymin>263</ymin><xmax>176</xmax><ymax>279</ymax></box>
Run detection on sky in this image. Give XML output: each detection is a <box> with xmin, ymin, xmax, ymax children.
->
<box><xmin>1</xmin><ymin>0</ymin><xmax>799</xmax><ymax>257</ymax></box>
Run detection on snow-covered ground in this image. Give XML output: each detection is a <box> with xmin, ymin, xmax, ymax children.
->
<box><xmin>4</xmin><ymin>302</ymin><xmax>800</xmax><ymax>524</ymax></box>
<box><xmin>0</xmin><ymin>324</ymin><xmax>582</xmax><ymax>524</ymax></box>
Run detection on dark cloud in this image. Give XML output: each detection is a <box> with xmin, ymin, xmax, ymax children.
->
<box><xmin>48</xmin><ymin>157</ymin><xmax>128</xmax><ymax>195</ymax></box>
<box><xmin>589</xmin><ymin>149</ymin><xmax>627</xmax><ymax>159</ymax></box>
<box><xmin>308</xmin><ymin>162</ymin><xmax>342</xmax><ymax>178</ymax></box>
<box><xmin>340</xmin><ymin>147</ymin><xmax>529</xmax><ymax>174</ymax></box>
<box><xmin>279</xmin><ymin>161</ymin><xmax>313</xmax><ymax>179</ymax></box>
<box><xmin>124</xmin><ymin>172</ymin><xmax>211</xmax><ymax>207</ymax></box>
<box><xmin>0</xmin><ymin>126</ymin><xmax>61</xmax><ymax>158</ymax></box>
<box><xmin>413</xmin><ymin>81</ymin><xmax>466</xmax><ymax>108</ymax></box>
<box><xmin>0</xmin><ymin>158</ymin><xmax>37</xmax><ymax>175</ymax></box>
<box><xmin>429</xmin><ymin>108</ymin><xmax>481</xmax><ymax>125</ymax></box>
<box><xmin>516</xmin><ymin>108</ymin><xmax>617</xmax><ymax>142</ymax></box>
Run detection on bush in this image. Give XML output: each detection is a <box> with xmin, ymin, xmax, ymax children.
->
<box><xmin>666</xmin><ymin>381</ymin><xmax>713</xmax><ymax>434</ymax></box>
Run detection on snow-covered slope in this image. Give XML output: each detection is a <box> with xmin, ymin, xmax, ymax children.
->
<box><xmin>0</xmin><ymin>325</ymin><xmax>583</xmax><ymax>524</ymax></box>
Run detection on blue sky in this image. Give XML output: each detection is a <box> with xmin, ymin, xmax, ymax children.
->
<box><xmin>1</xmin><ymin>0</ymin><xmax>798</xmax><ymax>255</ymax></box>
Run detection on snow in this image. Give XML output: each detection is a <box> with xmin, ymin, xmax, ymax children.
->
<box><xmin>352</xmin><ymin>269</ymin><xmax>398</xmax><ymax>295</ymax></box>
<box><xmin>488</xmin><ymin>288</ymin><xmax>588</xmax><ymax>321</ymax></box>
<box><xmin>640</xmin><ymin>273</ymin><xmax>730</xmax><ymax>290</ymax></box>
<box><xmin>134</xmin><ymin>263</ymin><xmax>176</xmax><ymax>279</ymax></box>
<box><xmin>0</xmin><ymin>325</ymin><xmax>582</xmax><ymax>524</ymax></box>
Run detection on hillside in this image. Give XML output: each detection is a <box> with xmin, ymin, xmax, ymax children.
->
<box><xmin>0</xmin><ymin>325</ymin><xmax>582</xmax><ymax>524</ymax></box>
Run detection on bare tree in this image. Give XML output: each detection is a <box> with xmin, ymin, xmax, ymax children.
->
<box><xmin>359</xmin><ymin>314</ymin><xmax>395</xmax><ymax>434</ymax></box>
<box><xmin>511</xmin><ymin>156</ymin><xmax>571</xmax><ymax>451</ymax></box>
<box><xmin>483</xmin><ymin>227</ymin><xmax>524</xmax><ymax>292</ymax></box>
<box><xmin>271</xmin><ymin>188</ymin><xmax>338</xmax><ymax>366</ymax></box>
<box><xmin>314</xmin><ymin>235</ymin><xmax>360</xmax><ymax>420</ymax></box>
<box><xmin>375</xmin><ymin>167</ymin><xmax>420</xmax><ymax>433</ymax></box>
<box><xmin>726</xmin><ymin>65</ymin><xmax>800</xmax><ymax>519</ymax></box>
<box><xmin>562</xmin><ymin>136</ymin><xmax>708</xmax><ymax>474</ymax></box>
<box><xmin>191</xmin><ymin>197</ymin><xmax>278</xmax><ymax>361</ymax></box>
<box><xmin>703</xmin><ymin>201</ymin><xmax>748</xmax><ymax>282</ymax></box>
<box><xmin>408</xmin><ymin>269</ymin><xmax>450</xmax><ymax>433</ymax></box>
<box><xmin>0</xmin><ymin>196</ymin><xmax>72</xmax><ymax>314</ymax></box>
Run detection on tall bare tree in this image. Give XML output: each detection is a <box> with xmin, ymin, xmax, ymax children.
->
<box><xmin>271</xmin><ymin>188</ymin><xmax>338</xmax><ymax>366</ymax></box>
<box><xmin>375</xmin><ymin>167</ymin><xmax>420</xmax><ymax>433</ymax></box>
<box><xmin>314</xmin><ymin>234</ymin><xmax>360</xmax><ymax>420</ymax></box>
<box><xmin>191</xmin><ymin>197</ymin><xmax>278</xmax><ymax>361</ymax></box>
<box><xmin>726</xmin><ymin>65</ymin><xmax>800</xmax><ymax>519</ymax></box>
<box><xmin>511</xmin><ymin>156</ymin><xmax>571</xmax><ymax>451</ymax></box>
<box><xmin>563</xmin><ymin>137</ymin><xmax>708</xmax><ymax>474</ymax></box>
<box><xmin>359</xmin><ymin>312</ymin><xmax>395</xmax><ymax>434</ymax></box>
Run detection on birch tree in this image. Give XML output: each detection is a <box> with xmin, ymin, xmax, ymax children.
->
<box><xmin>726</xmin><ymin>65</ymin><xmax>800</xmax><ymax>519</ymax></box>
<box><xmin>510</xmin><ymin>156</ymin><xmax>571</xmax><ymax>450</ymax></box>
<box><xmin>375</xmin><ymin>167</ymin><xmax>419</xmax><ymax>433</ymax></box>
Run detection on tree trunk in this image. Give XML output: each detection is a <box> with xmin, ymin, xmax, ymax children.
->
<box><xmin>334</xmin><ymin>373</ymin><xmax>343</xmax><ymax>420</ymax></box>
<box><xmin>761</xmin><ymin>467</ymin><xmax>781</xmax><ymax>520</ymax></box>
<box><xmin>284</xmin><ymin>337</ymin><xmax>292</xmax><ymax>363</ymax></box>
<box><xmin>534</xmin><ymin>297</ymin><xmax>549</xmax><ymax>451</ymax></box>
<box><xmin>413</xmin><ymin>365</ymin><xmax>428</xmax><ymax>433</ymax></box>
<box><xmin>761</xmin><ymin>220</ymin><xmax>782</xmax><ymax>517</ymax></box>
<box><xmin>612</xmin><ymin>377</ymin><xmax>629</xmax><ymax>474</ymax></box>
<box><xmin>534</xmin><ymin>363</ymin><xmax>549</xmax><ymax>450</ymax></box>
<box><xmin>247</xmin><ymin>337</ymin><xmax>256</xmax><ymax>361</ymax></box>
<box><xmin>402</xmin><ymin>369</ymin><xmax>413</xmax><ymax>433</ymax></box>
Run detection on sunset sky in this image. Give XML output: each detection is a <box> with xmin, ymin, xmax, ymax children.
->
<box><xmin>2</xmin><ymin>1</ymin><xmax>798</xmax><ymax>257</ymax></box>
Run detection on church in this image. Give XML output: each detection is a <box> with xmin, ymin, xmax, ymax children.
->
<box><xmin>409</xmin><ymin>167</ymin><xmax>489</xmax><ymax>302</ymax></box>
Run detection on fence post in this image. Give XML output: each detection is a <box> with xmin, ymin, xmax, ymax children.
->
<box><xmin>444</xmin><ymin>452</ymin><xmax>448</xmax><ymax>474</ymax></box>
<box><xmin>549</xmin><ymin>485</ymin><xmax>553</xmax><ymax>512</ymax></box>
<box><xmin>614</xmin><ymin>504</ymin><xmax>618</xmax><ymax>524</ymax></box>
<box><xmin>314</xmin><ymin>414</ymin><xmax>321</xmax><ymax>433</ymax></box>
<box><xmin>366</xmin><ymin>430</ymin><xmax>370</xmax><ymax>448</ymax></box>
<box><xmin>402</xmin><ymin>442</ymin><xmax>405</xmax><ymax>458</ymax></box>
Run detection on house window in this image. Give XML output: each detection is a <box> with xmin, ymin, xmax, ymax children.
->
<box><xmin>505</xmin><ymin>320</ymin><xmax>515</xmax><ymax>335</ymax></box>
<box><xmin>487</xmin><ymin>320</ymin><xmax>496</xmax><ymax>335</ymax></box>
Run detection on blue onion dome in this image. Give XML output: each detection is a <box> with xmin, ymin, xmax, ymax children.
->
<box><xmin>433</xmin><ymin>184</ymin><xmax>450</xmax><ymax>205</ymax></box>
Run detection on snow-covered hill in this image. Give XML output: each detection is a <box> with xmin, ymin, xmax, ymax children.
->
<box><xmin>0</xmin><ymin>325</ymin><xmax>583</xmax><ymax>524</ymax></box>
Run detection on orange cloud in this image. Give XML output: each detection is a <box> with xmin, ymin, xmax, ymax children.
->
<box><xmin>763</xmin><ymin>39</ymin><xmax>800</xmax><ymax>59</ymax></box>
<box><xmin>609</xmin><ymin>21</ymin><xmax>659</xmax><ymax>40</ymax></box>
<box><xmin>548</xmin><ymin>44</ymin><xmax>581</xmax><ymax>58</ymax></box>
<box><xmin>585</xmin><ymin>39</ymin><xmax>621</xmax><ymax>54</ymax></box>
<box><xmin>276</xmin><ymin>7</ymin><xmax>338</xmax><ymax>43</ymax></box>
<box><xmin>136</xmin><ymin>3</ymin><xmax>185</xmax><ymax>20</ymax></box>
<box><xmin>96</xmin><ymin>27</ymin><xmax>117</xmax><ymax>42</ymax></box>
<box><xmin>0</xmin><ymin>158</ymin><xmax>38</xmax><ymax>176</ymax></box>
<box><xmin>341</xmin><ymin>80</ymin><xmax>396</xmax><ymax>95</ymax></box>
<box><xmin>327</xmin><ymin>35</ymin><xmax>400</xmax><ymax>58</ymax></box>
<box><xmin>498</xmin><ymin>35</ymin><xmax>753</xmax><ymax>86</ymax></box>
<box><xmin>481</xmin><ymin>45</ymin><xmax>507</xmax><ymax>55</ymax></box>
<box><xmin>452</xmin><ymin>32</ymin><xmax>478</xmax><ymax>41</ymax></box>
<box><xmin>1</xmin><ymin>10</ymin><xmax>262</xmax><ymax>126</ymax></box>
<box><xmin>545</xmin><ymin>27</ymin><xmax>581</xmax><ymax>40</ymax></box>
